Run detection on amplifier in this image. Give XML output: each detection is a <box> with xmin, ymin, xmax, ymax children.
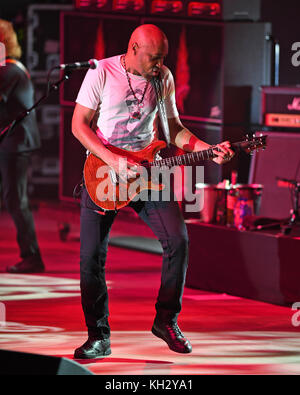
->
<box><xmin>265</xmin><ymin>114</ymin><xmax>300</xmax><ymax>128</ymax></box>
<box><xmin>185</xmin><ymin>0</ymin><xmax>261</xmax><ymax>20</ymax></box>
<box><xmin>149</xmin><ymin>0</ymin><xmax>261</xmax><ymax>20</ymax></box>
<box><xmin>261</xmin><ymin>86</ymin><xmax>300</xmax><ymax>128</ymax></box>
<box><xmin>73</xmin><ymin>0</ymin><xmax>261</xmax><ymax>20</ymax></box>
<box><xmin>73</xmin><ymin>0</ymin><xmax>146</xmax><ymax>14</ymax></box>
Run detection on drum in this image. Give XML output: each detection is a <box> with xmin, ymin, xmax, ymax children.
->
<box><xmin>227</xmin><ymin>184</ymin><xmax>263</xmax><ymax>229</ymax></box>
<box><xmin>195</xmin><ymin>183</ymin><xmax>228</xmax><ymax>224</ymax></box>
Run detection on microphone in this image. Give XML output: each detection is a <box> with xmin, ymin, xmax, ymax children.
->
<box><xmin>58</xmin><ymin>59</ymin><xmax>98</xmax><ymax>70</ymax></box>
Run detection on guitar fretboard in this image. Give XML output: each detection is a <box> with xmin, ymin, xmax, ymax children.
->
<box><xmin>150</xmin><ymin>145</ymin><xmax>220</xmax><ymax>168</ymax></box>
<box><xmin>140</xmin><ymin>137</ymin><xmax>265</xmax><ymax>169</ymax></box>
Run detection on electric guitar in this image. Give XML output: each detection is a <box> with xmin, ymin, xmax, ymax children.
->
<box><xmin>83</xmin><ymin>135</ymin><xmax>267</xmax><ymax>211</ymax></box>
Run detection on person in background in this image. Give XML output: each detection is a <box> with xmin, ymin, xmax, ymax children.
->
<box><xmin>0</xmin><ymin>19</ymin><xmax>45</xmax><ymax>273</ymax></box>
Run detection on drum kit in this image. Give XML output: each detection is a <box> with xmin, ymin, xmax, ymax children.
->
<box><xmin>196</xmin><ymin>173</ymin><xmax>300</xmax><ymax>234</ymax></box>
<box><xmin>196</xmin><ymin>180</ymin><xmax>263</xmax><ymax>231</ymax></box>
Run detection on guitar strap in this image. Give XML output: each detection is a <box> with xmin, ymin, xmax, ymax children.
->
<box><xmin>151</xmin><ymin>75</ymin><xmax>171</xmax><ymax>147</ymax></box>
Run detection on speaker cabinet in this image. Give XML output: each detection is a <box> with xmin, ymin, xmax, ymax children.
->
<box><xmin>28</xmin><ymin>76</ymin><xmax>61</xmax><ymax>199</ymax></box>
<box><xmin>59</xmin><ymin>106</ymin><xmax>86</xmax><ymax>202</ymax></box>
<box><xmin>0</xmin><ymin>349</ymin><xmax>92</xmax><ymax>375</ymax></box>
<box><xmin>27</xmin><ymin>4</ymin><xmax>72</xmax><ymax>76</ymax></box>
<box><xmin>261</xmin><ymin>86</ymin><xmax>300</xmax><ymax>128</ymax></box>
<box><xmin>142</xmin><ymin>18</ymin><xmax>272</xmax><ymax>124</ymax></box>
<box><xmin>60</xmin><ymin>12</ymin><xmax>272</xmax><ymax>124</ymax></box>
<box><xmin>249</xmin><ymin>131</ymin><xmax>300</xmax><ymax>219</ymax></box>
<box><xmin>60</xmin><ymin>12</ymin><xmax>140</xmax><ymax>105</ymax></box>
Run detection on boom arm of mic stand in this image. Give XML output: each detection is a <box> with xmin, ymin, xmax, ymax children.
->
<box><xmin>0</xmin><ymin>70</ymin><xmax>72</xmax><ymax>141</ymax></box>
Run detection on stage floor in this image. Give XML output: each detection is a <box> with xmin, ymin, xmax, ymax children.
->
<box><xmin>1</xmin><ymin>201</ymin><xmax>300</xmax><ymax>375</ymax></box>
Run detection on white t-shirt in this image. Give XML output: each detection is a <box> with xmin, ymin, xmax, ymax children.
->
<box><xmin>76</xmin><ymin>54</ymin><xmax>179</xmax><ymax>151</ymax></box>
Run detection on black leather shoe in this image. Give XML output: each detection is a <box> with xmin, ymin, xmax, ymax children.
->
<box><xmin>74</xmin><ymin>338</ymin><xmax>111</xmax><ymax>359</ymax></box>
<box><xmin>152</xmin><ymin>321</ymin><xmax>192</xmax><ymax>354</ymax></box>
<box><xmin>6</xmin><ymin>256</ymin><xmax>45</xmax><ymax>274</ymax></box>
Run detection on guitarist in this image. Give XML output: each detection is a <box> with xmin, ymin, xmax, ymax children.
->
<box><xmin>72</xmin><ymin>24</ymin><xmax>234</xmax><ymax>359</ymax></box>
<box><xmin>0</xmin><ymin>20</ymin><xmax>45</xmax><ymax>274</ymax></box>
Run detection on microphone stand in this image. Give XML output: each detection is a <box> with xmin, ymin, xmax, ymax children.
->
<box><xmin>249</xmin><ymin>178</ymin><xmax>300</xmax><ymax>234</ymax></box>
<box><xmin>0</xmin><ymin>69</ymin><xmax>72</xmax><ymax>141</ymax></box>
<box><xmin>276</xmin><ymin>178</ymin><xmax>300</xmax><ymax>235</ymax></box>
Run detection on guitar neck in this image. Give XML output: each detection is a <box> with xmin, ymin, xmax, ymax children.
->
<box><xmin>151</xmin><ymin>143</ymin><xmax>240</xmax><ymax>168</ymax></box>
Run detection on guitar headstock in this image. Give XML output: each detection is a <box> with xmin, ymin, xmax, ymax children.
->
<box><xmin>234</xmin><ymin>134</ymin><xmax>267</xmax><ymax>155</ymax></box>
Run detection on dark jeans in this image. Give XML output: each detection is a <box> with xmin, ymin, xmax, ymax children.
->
<box><xmin>0</xmin><ymin>153</ymin><xmax>40</xmax><ymax>259</ymax></box>
<box><xmin>80</xmin><ymin>187</ymin><xmax>189</xmax><ymax>339</ymax></box>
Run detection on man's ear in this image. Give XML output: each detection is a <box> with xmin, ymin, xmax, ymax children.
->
<box><xmin>132</xmin><ymin>42</ymin><xmax>139</xmax><ymax>54</ymax></box>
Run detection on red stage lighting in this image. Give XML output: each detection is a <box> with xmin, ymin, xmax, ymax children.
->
<box><xmin>112</xmin><ymin>0</ymin><xmax>145</xmax><ymax>11</ymax></box>
<box><xmin>75</xmin><ymin>0</ymin><xmax>108</xmax><ymax>9</ymax></box>
<box><xmin>187</xmin><ymin>2</ymin><xmax>221</xmax><ymax>17</ymax></box>
<box><xmin>151</xmin><ymin>0</ymin><xmax>183</xmax><ymax>14</ymax></box>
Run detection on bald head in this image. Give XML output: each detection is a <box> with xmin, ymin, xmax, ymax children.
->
<box><xmin>125</xmin><ymin>24</ymin><xmax>168</xmax><ymax>80</ymax></box>
<box><xmin>128</xmin><ymin>24</ymin><xmax>168</xmax><ymax>53</ymax></box>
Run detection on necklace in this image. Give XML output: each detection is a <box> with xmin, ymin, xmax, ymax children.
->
<box><xmin>122</xmin><ymin>55</ymin><xmax>149</xmax><ymax>120</ymax></box>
